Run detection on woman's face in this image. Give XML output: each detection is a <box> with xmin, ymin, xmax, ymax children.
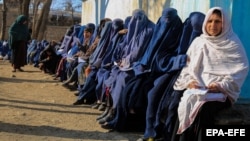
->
<box><xmin>23</xmin><ymin>20</ymin><xmax>27</xmax><ymax>25</ymax></box>
<box><xmin>205</xmin><ymin>13</ymin><xmax>222</xmax><ymax>36</ymax></box>
<box><xmin>83</xmin><ymin>30</ymin><xmax>92</xmax><ymax>39</ymax></box>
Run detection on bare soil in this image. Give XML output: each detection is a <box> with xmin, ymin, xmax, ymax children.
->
<box><xmin>0</xmin><ymin>60</ymin><xmax>142</xmax><ymax>141</ymax></box>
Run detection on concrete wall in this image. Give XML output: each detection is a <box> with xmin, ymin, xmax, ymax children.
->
<box><xmin>45</xmin><ymin>26</ymin><xmax>68</xmax><ymax>42</ymax></box>
<box><xmin>81</xmin><ymin>0</ymin><xmax>233</xmax><ymax>24</ymax></box>
<box><xmin>81</xmin><ymin>0</ymin><xmax>169</xmax><ymax>24</ymax></box>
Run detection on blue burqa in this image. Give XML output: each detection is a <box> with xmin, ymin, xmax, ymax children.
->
<box><xmin>76</xmin><ymin>19</ymin><xmax>123</xmax><ymax>103</ymax></box>
<box><xmin>142</xmin><ymin>12</ymin><xmax>205</xmax><ymax>140</ymax></box>
<box><xmin>105</xmin><ymin>7</ymin><xmax>183</xmax><ymax>132</ymax></box>
<box><xmin>94</xmin><ymin>18</ymin><xmax>126</xmax><ymax>101</ymax></box>
<box><xmin>103</xmin><ymin>9</ymin><xmax>155</xmax><ymax>111</ymax></box>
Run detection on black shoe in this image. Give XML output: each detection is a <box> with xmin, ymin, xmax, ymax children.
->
<box><xmin>73</xmin><ymin>100</ymin><xmax>84</xmax><ymax>105</ymax></box>
<box><xmin>74</xmin><ymin>92</ymin><xmax>79</xmax><ymax>96</ymax></box>
<box><xmin>96</xmin><ymin>107</ymin><xmax>110</xmax><ymax>121</ymax></box>
<box><xmin>68</xmin><ymin>85</ymin><xmax>77</xmax><ymax>91</ymax></box>
<box><xmin>62</xmin><ymin>82</ymin><xmax>69</xmax><ymax>87</ymax></box>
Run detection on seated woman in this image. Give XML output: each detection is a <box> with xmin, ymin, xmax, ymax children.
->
<box><xmin>38</xmin><ymin>42</ymin><xmax>61</xmax><ymax>74</ymax></box>
<box><xmin>62</xmin><ymin>26</ymin><xmax>95</xmax><ymax>90</ymax></box>
<box><xmin>171</xmin><ymin>7</ymin><xmax>249</xmax><ymax>141</ymax></box>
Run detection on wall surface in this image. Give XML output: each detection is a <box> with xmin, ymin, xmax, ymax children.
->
<box><xmin>81</xmin><ymin>0</ymin><xmax>250</xmax><ymax>99</ymax></box>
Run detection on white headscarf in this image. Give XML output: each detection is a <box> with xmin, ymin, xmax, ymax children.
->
<box><xmin>174</xmin><ymin>6</ymin><xmax>249</xmax><ymax>102</ymax></box>
<box><xmin>174</xmin><ymin>7</ymin><xmax>249</xmax><ymax>134</ymax></box>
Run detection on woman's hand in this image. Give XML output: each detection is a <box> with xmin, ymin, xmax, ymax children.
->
<box><xmin>187</xmin><ymin>56</ymin><xmax>190</xmax><ymax>63</ymax></box>
<box><xmin>188</xmin><ymin>81</ymin><xmax>202</xmax><ymax>89</ymax></box>
<box><xmin>206</xmin><ymin>82</ymin><xmax>220</xmax><ymax>93</ymax></box>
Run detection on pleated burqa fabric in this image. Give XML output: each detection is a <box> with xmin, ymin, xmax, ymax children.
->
<box><xmin>106</xmin><ymin>8</ymin><xmax>183</xmax><ymax>131</ymax></box>
<box><xmin>95</xmin><ymin>18</ymin><xmax>127</xmax><ymax>101</ymax></box>
<box><xmin>142</xmin><ymin>12</ymin><xmax>205</xmax><ymax>140</ymax></box>
<box><xmin>126</xmin><ymin>7</ymin><xmax>184</xmax><ymax>114</ymax></box>
<box><xmin>76</xmin><ymin>19</ymin><xmax>124</xmax><ymax>103</ymax></box>
<box><xmin>103</xmin><ymin>9</ymin><xmax>155</xmax><ymax>111</ymax></box>
<box><xmin>76</xmin><ymin>18</ymin><xmax>113</xmax><ymax>103</ymax></box>
<box><xmin>89</xmin><ymin>21</ymin><xmax>113</xmax><ymax>67</ymax></box>
<box><xmin>91</xmin><ymin>19</ymin><xmax>124</xmax><ymax>69</ymax></box>
<box><xmin>133</xmin><ymin>8</ymin><xmax>183</xmax><ymax>76</ymax></box>
<box><xmin>123</xmin><ymin>8</ymin><xmax>184</xmax><ymax>112</ymax></box>
<box><xmin>111</xmin><ymin>16</ymin><xmax>132</xmax><ymax>64</ymax></box>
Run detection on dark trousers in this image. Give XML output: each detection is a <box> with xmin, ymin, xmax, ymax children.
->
<box><xmin>171</xmin><ymin>98</ymin><xmax>231</xmax><ymax>141</ymax></box>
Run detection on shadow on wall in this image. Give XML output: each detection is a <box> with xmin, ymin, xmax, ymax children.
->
<box><xmin>95</xmin><ymin>0</ymin><xmax>110</xmax><ymax>25</ymax></box>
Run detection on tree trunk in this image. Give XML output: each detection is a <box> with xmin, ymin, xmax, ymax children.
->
<box><xmin>21</xmin><ymin>0</ymin><xmax>30</xmax><ymax>17</ymax></box>
<box><xmin>71</xmin><ymin>9</ymin><xmax>74</xmax><ymax>25</ymax></box>
<box><xmin>33</xmin><ymin>0</ymin><xmax>52</xmax><ymax>40</ymax></box>
<box><xmin>31</xmin><ymin>0</ymin><xmax>42</xmax><ymax>39</ymax></box>
<box><xmin>18</xmin><ymin>0</ymin><xmax>30</xmax><ymax>17</ymax></box>
<box><xmin>0</xmin><ymin>0</ymin><xmax>7</xmax><ymax>40</ymax></box>
<box><xmin>18</xmin><ymin>0</ymin><xmax>23</xmax><ymax>14</ymax></box>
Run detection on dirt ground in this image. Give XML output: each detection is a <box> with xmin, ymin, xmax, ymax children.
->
<box><xmin>0</xmin><ymin>60</ymin><xmax>143</xmax><ymax>141</ymax></box>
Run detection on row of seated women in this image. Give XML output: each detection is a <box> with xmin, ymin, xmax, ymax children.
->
<box><xmin>31</xmin><ymin>6</ymin><xmax>249</xmax><ymax>141</ymax></box>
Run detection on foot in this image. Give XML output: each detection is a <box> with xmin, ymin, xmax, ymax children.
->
<box><xmin>53</xmin><ymin>77</ymin><xmax>59</xmax><ymax>80</ymax></box>
<box><xmin>17</xmin><ymin>68</ymin><xmax>24</xmax><ymax>72</ymax></box>
<box><xmin>73</xmin><ymin>100</ymin><xmax>84</xmax><ymax>105</ymax></box>
<box><xmin>98</xmin><ymin>114</ymin><xmax>114</xmax><ymax>124</ymax></box>
<box><xmin>101</xmin><ymin>122</ymin><xmax>113</xmax><ymax>130</ymax></box>
<box><xmin>91</xmin><ymin>103</ymin><xmax>100</xmax><ymax>109</ymax></box>
<box><xmin>62</xmin><ymin>82</ymin><xmax>69</xmax><ymax>87</ymax></box>
<box><xmin>98</xmin><ymin>103</ymin><xmax>106</xmax><ymax>111</ymax></box>
<box><xmin>96</xmin><ymin>108</ymin><xmax>110</xmax><ymax>121</ymax></box>
<box><xmin>12</xmin><ymin>69</ymin><xmax>16</xmax><ymax>72</ymax></box>
<box><xmin>74</xmin><ymin>92</ymin><xmax>79</xmax><ymax>96</ymax></box>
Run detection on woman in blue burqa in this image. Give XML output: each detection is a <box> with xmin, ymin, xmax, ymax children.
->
<box><xmin>76</xmin><ymin>19</ymin><xmax>123</xmax><ymax>100</ymax></box>
<box><xmin>90</xmin><ymin>18</ymin><xmax>126</xmax><ymax>108</ymax></box>
<box><xmin>137</xmin><ymin>11</ymin><xmax>205</xmax><ymax>141</ymax></box>
<box><xmin>100</xmin><ymin>7</ymin><xmax>184</xmax><ymax>132</ymax></box>
<box><xmin>93</xmin><ymin>16</ymin><xmax>132</xmax><ymax>111</ymax></box>
<box><xmin>96</xmin><ymin>9</ymin><xmax>155</xmax><ymax>125</ymax></box>
<box><xmin>71</xmin><ymin>18</ymin><xmax>116</xmax><ymax>105</ymax></box>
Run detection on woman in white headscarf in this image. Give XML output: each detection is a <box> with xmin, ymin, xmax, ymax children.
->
<box><xmin>172</xmin><ymin>7</ymin><xmax>249</xmax><ymax>141</ymax></box>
